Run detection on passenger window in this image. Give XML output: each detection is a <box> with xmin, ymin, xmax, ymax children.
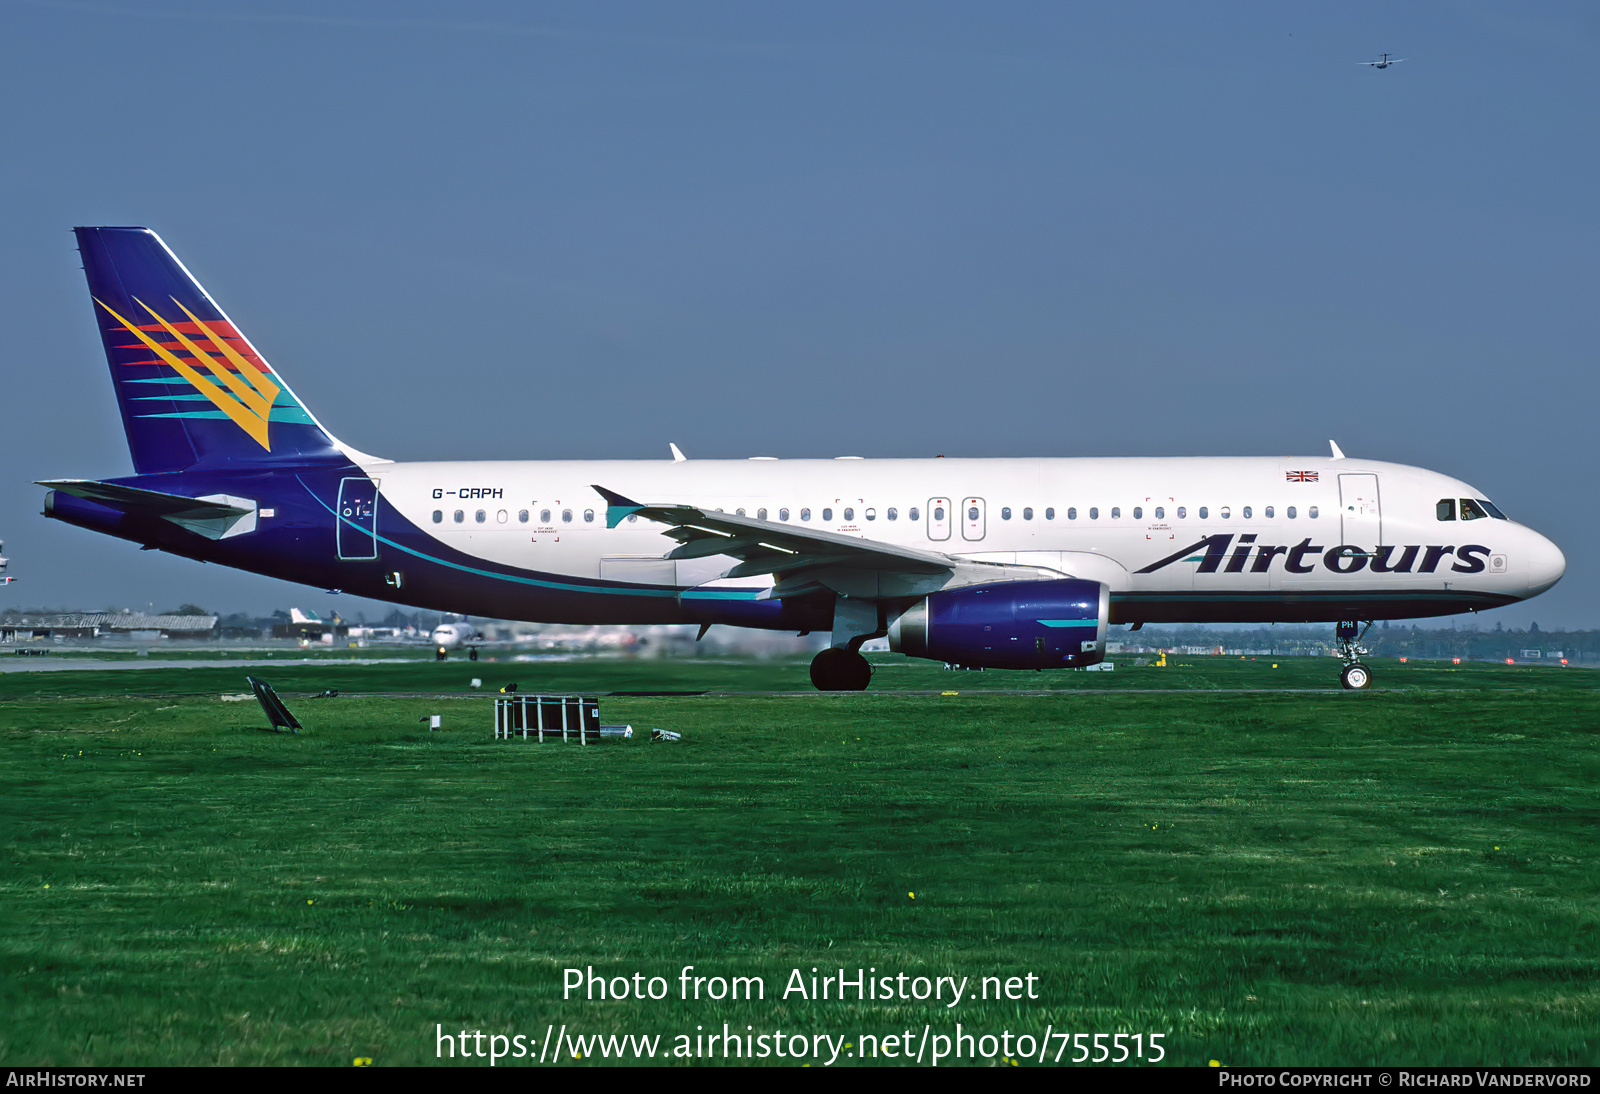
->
<box><xmin>865</xmin><ymin>508</ymin><xmax>876</xmax><ymax>520</ymax></box>
<box><xmin>432</xmin><ymin>510</ymin><xmax>443</xmax><ymax>523</ymax></box>
<box><xmin>1067</xmin><ymin>508</ymin><xmax>1077</xmax><ymax>520</ymax></box>
<box><xmin>967</xmin><ymin>507</ymin><xmax>979</xmax><ymax>521</ymax></box>
<box><xmin>887</xmin><ymin>507</ymin><xmax>898</xmax><ymax>520</ymax></box>
<box><xmin>1177</xmin><ymin>507</ymin><xmax>1186</xmax><ymax>518</ymax></box>
<box><xmin>1287</xmin><ymin>506</ymin><xmax>1297</xmax><ymax>519</ymax></box>
<box><xmin>1264</xmin><ymin>506</ymin><xmax>1274</xmax><ymax>518</ymax></box>
<box><xmin>1155</xmin><ymin>507</ymin><xmax>1164</xmax><ymax>519</ymax></box>
<box><xmin>932</xmin><ymin>506</ymin><xmax>943</xmax><ymax>521</ymax></box>
<box><xmin>584</xmin><ymin>509</ymin><xmax>595</xmax><ymax>523</ymax></box>
<box><xmin>1001</xmin><ymin>507</ymin><xmax>1012</xmax><ymax>520</ymax></box>
<box><xmin>1044</xmin><ymin>508</ymin><xmax>1054</xmax><ymax>520</ymax></box>
<box><xmin>1241</xmin><ymin>506</ymin><xmax>1250</xmax><ymax>519</ymax></box>
<box><xmin>1089</xmin><ymin>507</ymin><xmax>1099</xmax><ymax>520</ymax></box>
<box><xmin>843</xmin><ymin>508</ymin><xmax>854</xmax><ymax>521</ymax></box>
<box><xmin>497</xmin><ymin>510</ymin><xmax>508</xmax><ymax>523</ymax></box>
<box><xmin>1309</xmin><ymin>506</ymin><xmax>1318</xmax><ymax>519</ymax></box>
<box><xmin>1220</xmin><ymin>507</ymin><xmax>1230</xmax><ymax>519</ymax></box>
<box><xmin>801</xmin><ymin>508</ymin><xmax>811</xmax><ymax>521</ymax></box>
<box><xmin>1199</xmin><ymin>507</ymin><xmax>1208</xmax><ymax>519</ymax></box>
<box><xmin>736</xmin><ymin>509</ymin><xmax>746</xmax><ymax>517</ymax></box>
<box><xmin>454</xmin><ymin>510</ymin><xmax>464</xmax><ymax>523</ymax></box>
<box><xmin>518</xmin><ymin>510</ymin><xmax>529</xmax><ymax>523</ymax></box>
<box><xmin>823</xmin><ymin>508</ymin><xmax>833</xmax><ymax>521</ymax></box>
<box><xmin>1111</xmin><ymin>507</ymin><xmax>1121</xmax><ymax>519</ymax></box>
<box><xmin>1132</xmin><ymin>507</ymin><xmax>1142</xmax><ymax>519</ymax></box>
<box><xmin>910</xmin><ymin>507</ymin><xmax>920</xmax><ymax>521</ymax></box>
<box><xmin>475</xmin><ymin>510</ymin><xmax>486</xmax><ymax>523</ymax></box>
<box><xmin>779</xmin><ymin>508</ymin><xmax>790</xmax><ymax>521</ymax></box>
<box><xmin>1460</xmin><ymin>499</ymin><xmax>1488</xmax><ymax>521</ymax></box>
<box><xmin>1023</xmin><ymin>507</ymin><xmax>1033</xmax><ymax>520</ymax></box>
<box><xmin>562</xmin><ymin>509</ymin><xmax>572</xmax><ymax>523</ymax></box>
<box><xmin>540</xmin><ymin>509</ymin><xmax>551</xmax><ymax>523</ymax></box>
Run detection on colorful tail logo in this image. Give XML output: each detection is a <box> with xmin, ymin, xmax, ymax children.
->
<box><xmin>95</xmin><ymin>295</ymin><xmax>280</xmax><ymax>451</ymax></box>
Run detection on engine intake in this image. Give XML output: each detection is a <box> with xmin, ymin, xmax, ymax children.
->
<box><xmin>889</xmin><ymin>578</ymin><xmax>1109</xmax><ymax>670</ymax></box>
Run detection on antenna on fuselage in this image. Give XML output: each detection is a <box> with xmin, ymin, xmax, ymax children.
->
<box><xmin>1329</xmin><ymin>440</ymin><xmax>1346</xmax><ymax>460</ymax></box>
<box><xmin>669</xmin><ymin>443</ymin><xmax>687</xmax><ymax>463</ymax></box>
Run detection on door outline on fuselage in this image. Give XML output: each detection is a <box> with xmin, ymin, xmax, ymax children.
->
<box><xmin>927</xmin><ymin>497</ymin><xmax>951</xmax><ymax>541</ymax></box>
<box><xmin>1338</xmin><ymin>473</ymin><xmax>1383</xmax><ymax>546</ymax></box>
<box><xmin>962</xmin><ymin>497</ymin><xmax>986</xmax><ymax>541</ymax></box>
<box><xmin>337</xmin><ymin>477</ymin><xmax>379</xmax><ymax>561</ymax></box>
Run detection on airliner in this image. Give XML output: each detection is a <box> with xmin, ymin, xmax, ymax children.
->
<box><xmin>41</xmin><ymin>228</ymin><xmax>1565</xmax><ymax>690</ymax></box>
<box><xmin>431</xmin><ymin>621</ymin><xmax>481</xmax><ymax>650</ymax></box>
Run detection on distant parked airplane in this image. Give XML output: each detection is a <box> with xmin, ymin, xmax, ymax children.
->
<box><xmin>430</xmin><ymin>621</ymin><xmax>481</xmax><ymax>649</ymax></box>
<box><xmin>41</xmin><ymin>229</ymin><xmax>1564</xmax><ymax>690</ymax></box>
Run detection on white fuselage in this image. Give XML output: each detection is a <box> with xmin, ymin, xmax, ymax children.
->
<box><xmin>362</xmin><ymin>453</ymin><xmax>1564</xmax><ymax>624</ymax></box>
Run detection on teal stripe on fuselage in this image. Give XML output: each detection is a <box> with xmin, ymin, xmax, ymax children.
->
<box><xmin>300</xmin><ymin>479</ymin><xmax>761</xmax><ymax>602</ymax></box>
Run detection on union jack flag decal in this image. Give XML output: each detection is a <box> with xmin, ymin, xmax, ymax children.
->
<box><xmin>1286</xmin><ymin>470</ymin><xmax>1319</xmax><ymax>482</ymax></box>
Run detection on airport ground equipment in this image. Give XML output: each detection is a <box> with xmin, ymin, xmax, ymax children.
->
<box><xmin>246</xmin><ymin>676</ymin><xmax>301</xmax><ymax>734</ymax></box>
<box><xmin>493</xmin><ymin>695</ymin><xmax>612</xmax><ymax>742</ymax></box>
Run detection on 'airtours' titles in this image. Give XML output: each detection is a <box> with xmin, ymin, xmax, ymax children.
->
<box><xmin>1137</xmin><ymin>535</ymin><xmax>1493</xmax><ymax>576</ymax></box>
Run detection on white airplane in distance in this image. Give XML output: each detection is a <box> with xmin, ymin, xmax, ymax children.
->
<box><xmin>0</xmin><ymin>540</ymin><xmax>11</xmax><ymax>585</ymax></box>
<box><xmin>1360</xmin><ymin>53</ymin><xmax>1405</xmax><ymax>69</ymax></box>
<box><xmin>431</xmin><ymin>621</ymin><xmax>481</xmax><ymax>650</ymax></box>
<box><xmin>42</xmin><ymin>228</ymin><xmax>1566</xmax><ymax>691</ymax></box>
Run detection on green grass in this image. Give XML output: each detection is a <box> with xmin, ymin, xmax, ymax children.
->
<box><xmin>2</xmin><ymin>657</ymin><xmax>1598</xmax><ymax>1066</ymax></box>
<box><xmin>1</xmin><ymin>648</ymin><xmax>1591</xmax><ymax>699</ymax></box>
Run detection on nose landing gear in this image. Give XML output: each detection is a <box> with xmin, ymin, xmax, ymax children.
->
<box><xmin>1336</xmin><ymin>620</ymin><xmax>1373</xmax><ymax>689</ymax></box>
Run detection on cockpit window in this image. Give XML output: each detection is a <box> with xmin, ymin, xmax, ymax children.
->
<box><xmin>1436</xmin><ymin>499</ymin><xmax>1456</xmax><ymax>521</ymax></box>
<box><xmin>1459</xmin><ymin>499</ymin><xmax>1489</xmax><ymax>521</ymax></box>
<box><xmin>1479</xmin><ymin>499</ymin><xmax>1508</xmax><ymax>520</ymax></box>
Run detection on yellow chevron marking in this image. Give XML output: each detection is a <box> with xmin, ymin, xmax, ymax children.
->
<box><xmin>165</xmin><ymin>298</ymin><xmax>281</xmax><ymax>417</ymax></box>
<box><xmin>94</xmin><ymin>297</ymin><xmax>274</xmax><ymax>451</ymax></box>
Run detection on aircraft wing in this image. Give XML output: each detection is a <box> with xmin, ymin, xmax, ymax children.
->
<box><xmin>593</xmin><ymin>485</ymin><xmax>1052</xmax><ymax>600</ymax></box>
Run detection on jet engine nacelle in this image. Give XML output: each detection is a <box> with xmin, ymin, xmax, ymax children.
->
<box><xmin>889</xmin><ymin>578</ymin><xmax>1109</xmax><ymax>670</ymax></box>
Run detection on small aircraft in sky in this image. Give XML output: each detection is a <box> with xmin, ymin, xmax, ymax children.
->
<box><xmin>1359</xmin><ymin>53</ymin><xmax>1405</xmax><ymax>69</ymax></box>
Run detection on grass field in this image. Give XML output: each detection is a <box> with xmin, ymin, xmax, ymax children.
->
<box><xmin>2</xmin><ymin>653</ymin><xmax>1597</xmax><ymax>1066</ymax></box>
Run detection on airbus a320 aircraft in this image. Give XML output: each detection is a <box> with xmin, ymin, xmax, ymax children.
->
<box><xmin>42</xmin><ymin>228</ymin><xmax>1565</xmax><ymax>690</ymax></box>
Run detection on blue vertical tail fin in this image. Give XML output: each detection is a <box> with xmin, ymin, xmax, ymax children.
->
<box><xmin>75</xmin><ymin>226</ymin><xmax>352</xmax><ymax>473</ymax></box>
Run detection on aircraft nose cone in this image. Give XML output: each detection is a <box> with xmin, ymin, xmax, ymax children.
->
<box><xmin>1526</xmin><ymin>531</ymin><xmax>1566</xmax><ymax>597</ymax></box>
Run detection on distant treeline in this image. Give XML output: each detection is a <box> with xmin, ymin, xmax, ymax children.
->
<box><xmin>1117</xmin><ymin>622</ymin><xmax>1591</xmax><ymax>662</ymax></box>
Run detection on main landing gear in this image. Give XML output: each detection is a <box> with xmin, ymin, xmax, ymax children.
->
<box><xmin>810</xmin><ymin>646</ymin><xmax>872</xmax><ymax>691</ymax></box>
<box><xmin>1336</xmin><ymin>620</ymin><xmax>1373</xmax><ymax>690</ymax></box>
<box><xmin>810</xmin><ymin>595</ymin><xmax>881</xmax><ymax>691</ymax></box>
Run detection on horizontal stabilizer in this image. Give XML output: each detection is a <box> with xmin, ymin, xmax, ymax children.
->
<box><xmin>39</xmin><ymin>479</ymin><xmax>258</xmax><ymax>540</ymax></box>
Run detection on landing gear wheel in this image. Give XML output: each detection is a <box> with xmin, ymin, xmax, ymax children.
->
<box><xmin>810</xmin><ymin>647</ymin><xmax>872</xmax><ymax>692</ymax></box>
<box><xmin>1340</xmin><ymin>662</ymin><xmax>1372</xmax><ymax>690</ymax></box>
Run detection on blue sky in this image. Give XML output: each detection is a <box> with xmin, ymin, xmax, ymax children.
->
<box><xmin>2</xmin><ymin>1</ymin><xmax>1595</xmax><ymax>627</ymax></box>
